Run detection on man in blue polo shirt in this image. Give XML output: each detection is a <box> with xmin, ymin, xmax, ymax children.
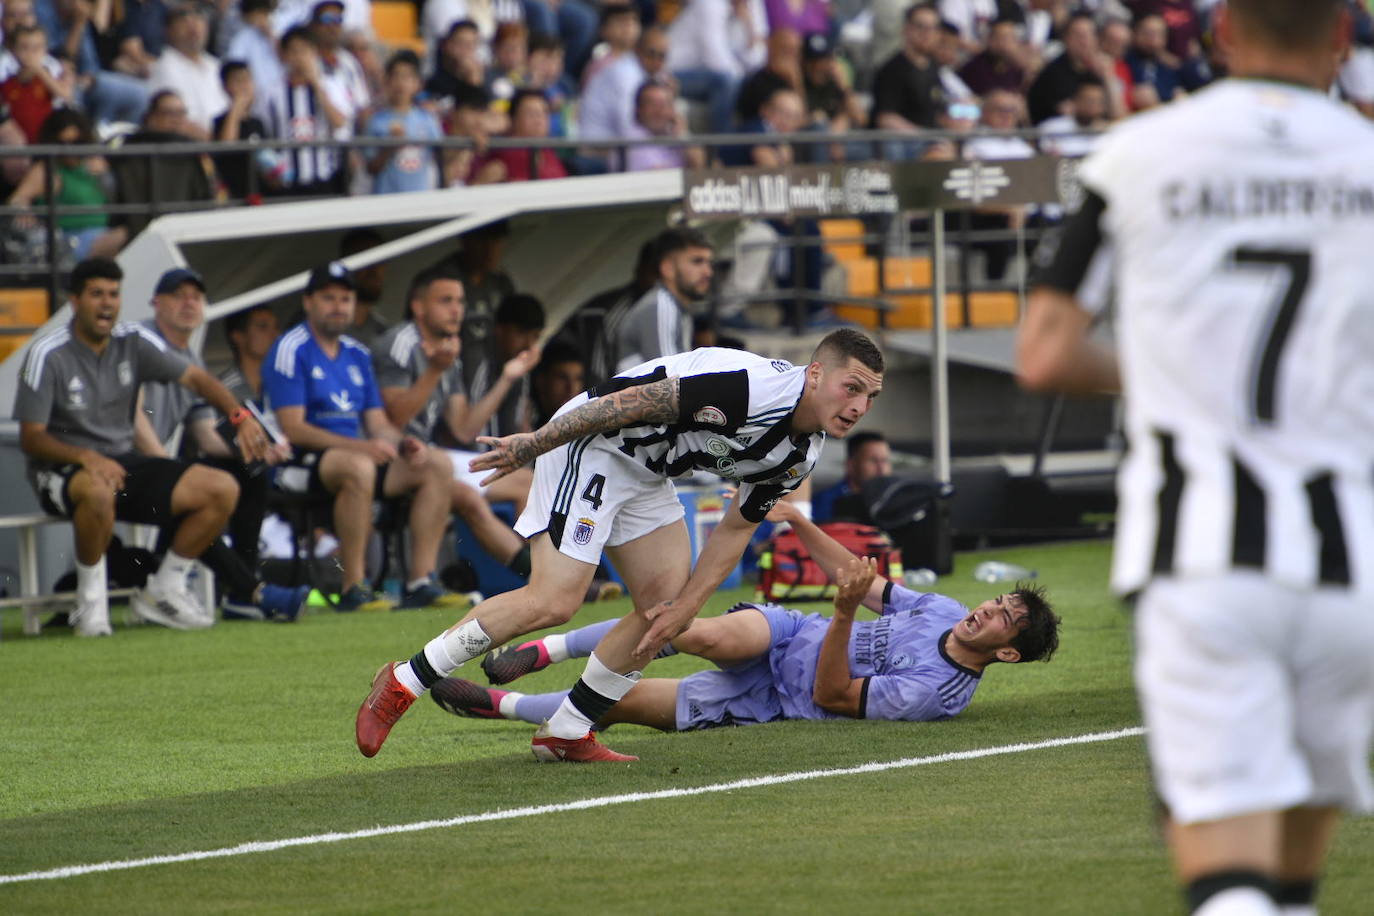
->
<box><xmin>262</xmin><ymin>262</ymin><xmax>466</xmax><ymax>612</ymax></box>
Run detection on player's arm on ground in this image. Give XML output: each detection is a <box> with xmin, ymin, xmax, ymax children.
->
<box><xmin>470</xmin><ymin>375</ymin><xmax>680</xmax><ymax>483</ymax></box>
<box><xmin>635</xmin><ymin>496</ymin><xmax>760</xmax><ymax>656</ymax></box>
<box><xmin>813</xmin><ymin>555</ymin><xmax>878</xmax><ymax>717</ymax></box>
<box><xmin>766</xmin><ymin>500</ymin><xmax>886</xmax><ymax>612</ymax></box>
<box><xmin>1015</xmin><ymin>190</ymin><xmax>1121</xmax><ymax>395</ymax></box>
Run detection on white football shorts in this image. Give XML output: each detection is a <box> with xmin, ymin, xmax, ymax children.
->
<box><xmin>1135</xmin><ymin>572</ymin><xmax>1374</xmax><ymax>825</ymax></box>
<box><xmin>514</xmin><ymin>435</ymin><xmax>685</xmax><ymax>565</ymax></box>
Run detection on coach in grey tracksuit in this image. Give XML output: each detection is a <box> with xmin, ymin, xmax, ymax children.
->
<box><xmin>613</xmin><ymin>228</ymin><xmax>714</xmax><ymax>373</ymax></box>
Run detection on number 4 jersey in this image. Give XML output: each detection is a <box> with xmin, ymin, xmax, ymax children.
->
<box><xmin>1034</xmin><ymin>78</ymin><xmax>1374</xmax><ymax>595</ymax></box>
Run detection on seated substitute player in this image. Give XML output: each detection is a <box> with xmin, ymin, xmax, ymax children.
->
<box><xmin>371</xmin><ymin>266</ymin><xmax>533</xmax><ymax>581</ymax></box>
<box><xmin>132</xmin><ymin>267</ymin><xmax>309</xmax><ymax>623</ymax></box>
<box><xmin>12</xmin><ymin>257</ymin><xmax>274</xmax><ymax>635</ymax></box>
<box><xmin>355</xmin><ymin>328</ymin><xmax>885</xmax><ymax>761</ymax></box>
<box><xmin>262</xmin><ymin>262</ymin><xmax>466</xmax><ymax>612</ymax></box>
<box><xmin>218</xmin><ymin>304</ymin><xmax>281</xmax><ymax>405</ymax></box>
<box><xmin>431</xmin><ymin>517</ymin><xmax>1059</xmax><ymax>733</ymax></box>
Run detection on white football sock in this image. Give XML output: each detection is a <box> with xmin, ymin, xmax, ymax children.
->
<box><xmin>543</xmin><ymin>633</ymin><xmax>569</xmax><ymax>663</ymax></box>
<box><xmin>545</xmin><ymin>652</ymin><xmax>641</xmax><ymax>739</ymax></box>
<box><xmin>152</xmin><ymin>551</ymin><xmax>195</xmax><ymax>592</ymax></box>
<box><xmin>76</xmin><ymin>556</ymin><xmax>107</xmax><ymax>607</ymax></box>
<box><xmin>1195</xmin><ymin>888</ymin><xmax>1280</xmax><ymax>916</ymax></box>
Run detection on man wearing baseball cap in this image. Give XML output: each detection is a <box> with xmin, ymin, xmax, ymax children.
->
<box><xmin>262</xmin><ymin>262</ymin><xmax>467</xmax><ymax>612</ymax></box>
<box><xmin>135</xmin><ymin>266</ymin><xmax>309</xmax><ymax>624</ymax></box>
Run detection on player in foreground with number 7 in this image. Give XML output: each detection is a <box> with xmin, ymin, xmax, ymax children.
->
<box><xmin>429</xmin><ymin>512</ymin><xmax>1059</xmax><ymax>734</ymax></box>
<box><xmin>1017</xmin><ymin>2</ymin><xmax>1374</xmax><ymax>913</ymax></box>
<box><xmin>355</xmin><ymin>329</ymin><xmax>884</xmax><ymax>760</ymax></box>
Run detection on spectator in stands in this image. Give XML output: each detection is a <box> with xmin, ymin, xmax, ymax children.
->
<box><xmin>489</xmin><ymin>20</ymin><xmax>528</xmax><ymax>92</ymax></box>
<box><xmin>1026</xmin><ymin>12</ymin><xmax>1115</xmax><ymax>124</ymax></box>
<box><xmin>1128</xmin><ymin>0</ymin><xmax>1203</xmax><ymax>64</ymax></box>
<box><xmin>801</xmin><ymin>33</ymin><xmax>862</xmax><ymax>137</ymax></box>
<box><xmin>1038</xmin><ymin>76</ymin><xmax>1110</xmax><ymax>157</ymax></box>
<box><xmin>213</xmin><ymin>60</ymin><xmax>271</xmax><ymax>201</ymax></box>
<box><xmin>562</xmin><ymin>236</ymin><xmax>656</xmax><ymax>386</ymax></box>
<box><xmin>219</xmin><ymin>303</ymin><xmax>279</xmax><ymax>404</ymax></box>
<box><xmin>1096</xmin><ymin>17</ymin><xmax>1136</xmax><ymax>111</ymax></box>
<box><xmin>524</xmin><ymin>33</ymin><xmax>574</xmax><ymax>136</ymax></box>
<box><xmin>1124</xmin><ymin>13</ymin><xmax>1183</xmax><ymax>106</ymax></box>
<box><xmin>664</xmin><ymin>0</ymin><xmax>760</xmax><ymax>134</ymax></box>
<box><xmin>439</xmin><ymin>219</ymin><xmax>515</xmax><ymax>394</ymax></box>
<box><xmin>339</xmin><ymin>227</ymin><xmax>390</xmax><ymax>346</ymax></box>
<box><xmin>0</xmin><ymin>25</ymin><xmax>72</xmax><ymax>142</ymax></box>
<box><xmin>308</xmin><ymin>0</ymin><xmax>371</xmax><ymax>124</ymax></box>
<box><xmin>13</xmin><ymin>257</ymin><xmax>274</xmax><ymax>635</ymax></box>
<box><xmin>812</xmin><ymin>431</ymin><xmax>891</xmax><ymax>523</ymax></box>
<box><xmin>372</xmin><ymin>266</ymin><xmax>536</xmax><ymax>567</ymax></box>
<box><xmin>149</xmin><ymin>5</ymin><xmax>227</xmax><ymax>139</ymax></box>
<box><xmin>871</xmin><ymin>2</ymin><xmax>946</xmax><ymax>153</ymax></box>
<box><xmin>261</xmin><ymin>26</ymin><xmax>349</xmax><ymax>196</ymax></box>
<box><xmin>613</xmin><ymin>226</ymin><xmax>712</xmax><ymax>372</ymax></box>
<box><xmin>421</xmin><ymin>0</ymin><xmax>525</xmax><ymax>52</ymax></box>
<box><xmin>762</xmin><ymin>0</ymin><xmax>828</xmax><ymax>37</ymax></box>
<box><xmin>467</xmin><ymin>87</ymin><xmax>566</xmax><ymax>183</ymax></box>
<box><xmin>114</xmin><ymin>90</ymin><xmax>220</xmax><ymax>238</ymax></box>
<box><xmin>43</xmin><ymin>0</ymin><xmax>151</xmax><ymax>126</ymax></box>
<box><xmin>271</xmin><ymin>0</ymin><xmax>370</xmax><ymax>37</ymax></box>
<box><xmin>723</xmin><ymin>83</ymin><xmax>805</xmax><ymax>166</ymax></box>
<box><xmin>736</xmin><ymin>26</ymin><xmax>801</xmax><ymax>124</ymax></box>
<box><xmin>7</xmin><ymin>108</ymin><xmax>126</xmax><ymax>259</ymax></box>
<box><xmin>366</xmin><ymin>50</ymin><xmax>443</xmax><ymax>195</ymax></box>
<box><xmin>937</xmin><ymin>0</ymin><xmax>998</xmax><ymax>50</ymax></box>
<box><xmin>580</xmin><ymin>3</ymin><xmax>639</xmax><ymax>87</ymax></box>
<box><xmin>114</xmin><ymin>0</ymin><xmax>168</xmax><ymax>79</ymax></box>
<box><xmin>132</xmin><ymin>267</ymin><xmax>309</xmax><ymax>623</ymax></box>
<box><xmin>578</xmin><ymin>24</ymin><xmax>668</xmax><ymax>153</ymax></box>
<box><xmin>262</xmin><ymin>262</ymin><xmax>469</xmax><ymax>612</ymax></box>
<box><xmin>529</xmin><ymin>338</ymin><xmax>584</xmax><ymax>428</ymax></box>
<box><xmin>225</xmin><ymin>0</ymin><xmax>283</xmax><ymax>105</ymax></box>
<box><xmin>425</xmin><ymin>19</ymin><xmax>485</xmax><ymax>105</ymax></box>
<box><xmin>957</xmin><ymin>17</ymin><xmax>1026</xmax><ymax>97</ymax></box>
<box><xmin>962</xmin><ymin>86</ymin><xmax>1033</xmax><ymax>159</ymax></box>
<box><xmin>934</xmin><ymin>19</ymin><xmax>973</xmax><ymax>101</ymax></box>
<box><xmin>441</xmin><ymin>82</ymin><xmax>490</xmax><ymax>186</ymax></box>
<box><xmin>623</xmin><ymin>79</ymin><xmax>705</xmax><ymax>172</ymax></box>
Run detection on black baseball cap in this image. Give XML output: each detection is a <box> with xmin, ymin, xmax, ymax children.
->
<box><xmin>154</xmin><ymin>267</ymin><xmax>206</xmax><ymax>295</ymax></box>
<box><xmin>305</xmin><ymin>261</ymin><xmax>356</xmax><ymax>293</ymax></box>
<box><xmin>803</xmin><ymin>33</ymin><xmax>834</xmax><ymax>60</ymax></box>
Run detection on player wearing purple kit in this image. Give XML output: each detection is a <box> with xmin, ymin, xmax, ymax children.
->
<box><xmin>431</xmin><ymin>503</ymin><xmax>1059</xmax><ymax>731</ymax></box>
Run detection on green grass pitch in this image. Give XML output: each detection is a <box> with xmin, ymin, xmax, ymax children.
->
<box><xmin>2</xmin><ymin>539</ymin><xmax>1371</xmax><ymax>914</ymax></box>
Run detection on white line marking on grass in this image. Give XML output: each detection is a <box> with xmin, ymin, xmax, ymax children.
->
<box><xmin>1</xmin><ymin>726</ymin><xmax>1144</xmax><ymax>886</ymax></box>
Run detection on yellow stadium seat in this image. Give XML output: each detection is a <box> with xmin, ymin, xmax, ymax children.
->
<box><xmin>0</xmin><ymin>287</ymin><xmax>48</xmax><ymax>327</ymax></box>
<box><xmin>819</xmin><ymin>218</ymin><xmax>866</xmax><ymax>262</ymax></box>
<box><xmin>965</xmin><ymin>291</ymin><xmax>1020</xmax><ymax>327</ymax></box>
<box><xmin>372</xmin><ymin>1</ymin><xmax>427</xmax><ymax>54</ymax></box>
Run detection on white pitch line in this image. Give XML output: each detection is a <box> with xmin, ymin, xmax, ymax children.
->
<box><xmin>1</xmin><ymin>726</ymin><xmax>1145</xmax><ymax>886</ymax></box>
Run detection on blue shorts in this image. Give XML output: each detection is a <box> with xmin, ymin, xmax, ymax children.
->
<box><xmin>674</xmin><ymin>605</ymin><xmax>808</xmax><ymax>731</ymax></box>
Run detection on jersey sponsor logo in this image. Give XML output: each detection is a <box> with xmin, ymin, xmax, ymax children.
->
<box><xmin>311</xmin><ymin>366</ymin><xmax>326</xmax><ymax>380</ymax></box>
<box><xmin>329</xmin><ymin>391</ymin><xmax>355</xmax><ymax>412</ymax></box>
<box><xmin>347</xmin><ymin>364</ymin><xmax>364</xmax><ymax>387</ymax></box>
<box><xmin>693</xmin><ymin>406</ymin><xmax>727</xmax><ymax>426</ymax></box>
<box><xmin>705</xmin><ymin>437</ymin><xmax>730</xmax><ymax>457</ymax></box>
<box><xmin>117</xmin><ymin>360</ymin><xmax>132</xmax><ymax>387</ymax></box>
<box><xmin>572</xmin><ymin>517</ymin><xmax>595</xmax><ymax>546</ymax></box>
<box><xmin>770</xmin><ymin>360</ymin><xmax>791</xmax><ymax>373</ymax></box>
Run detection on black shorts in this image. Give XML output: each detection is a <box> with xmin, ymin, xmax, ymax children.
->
<box><xmin>274</xmin><ymin>450</ymin><xmax>391</xmax><ymax>501</ymax></box>
<box><xmin>33</xmin><ymin>453</ymin><xmax>191</xmax><ymax>524</ymax></box>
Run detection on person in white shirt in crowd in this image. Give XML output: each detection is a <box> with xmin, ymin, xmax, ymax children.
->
<box><xmin>148</xmin><ymin>4</ymin><xmax>227</xmax><ymax>139</ymax></box>
<box><xmin>226</xmin><ymin>0</ymin><xmax>285</xmax><ymax>104</ymax></box>
<box><xmin>665</xmin><ymin>0</ymin><xmax>767</xmax><ymax>134</ymax></box>
<box><xmin>307</xmin><ymin>0</ymin><xmax>370</xmax><ymax>125</ymax></box>
<box><xmin>579</xmin><ymin>26</ymin><xmax>671</xmax><ymax>160</ymax></box>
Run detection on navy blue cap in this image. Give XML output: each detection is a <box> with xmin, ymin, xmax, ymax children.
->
<box><xmin>803</xmin><ymin>33</ymin><xmax>834</xmax><ymax>59</ymax></box>
<box><xmin>305</xmin><ymin>261</ymin><xmax>356</xmax><ymax>293</ymax></box>
<box><xmin>154</xmin><ymin>267</ymin><xmax>206</xmax><ymax>295</ymax></box>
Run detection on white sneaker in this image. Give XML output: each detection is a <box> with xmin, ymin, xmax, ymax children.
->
<box><xmin>132</xmin><ymin>580</ymin><xmax>213</xmax><ymax>630</ymax></box>
<box><xmin>71</xmin><ymin>601</ymin><xmax>113</xmax><ymax>637</ymax></box>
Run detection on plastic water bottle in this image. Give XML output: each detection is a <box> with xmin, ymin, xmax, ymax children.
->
<box><xmin>973</xmin><ymin>561</ymin><xmax>1037</xmax><ymax>584</ymax></box>
<box><xmin>903</xmin><ymin>568</ymin><xmax>938</xmax><ymax>588</ymax></box>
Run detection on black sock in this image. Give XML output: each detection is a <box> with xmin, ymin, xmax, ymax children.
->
<box><xmin>1187</xmin><ymin>870</ymin><xmax>1277</xmax><ymax>913</ymax></box>
<box><xmin>408</xmin><ymin>649</ymin><xmax>442</xmax><ymax>690</ymax></box>
<box><xmin>507</xmin><ymin>544</ymin><xmax>531</xmax><ymax>578</ymax></box>
<box><xmin>1275</xmin><ymin>879</ymin><xmax>1315</xmax><ymax>908</ymax></box>
<box><xmin>567</xmin><ymin>678</ymin><xmax>618</xmax><ymax>725</ymax></box>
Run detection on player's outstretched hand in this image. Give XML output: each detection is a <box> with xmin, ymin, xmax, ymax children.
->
<box><xmin>635</xmin><ymin>599</ymin><xmax>699</xmax><ymax>658</ymax></box>
<box><xmin>469</xmin><ymin>432</ymin><xmax>539</xmax><ymax>486</ymax></box>
<box><xmin>834</xmin><ymin>555</ymin><xmax>877</xmax><ymax>619</ymax></box>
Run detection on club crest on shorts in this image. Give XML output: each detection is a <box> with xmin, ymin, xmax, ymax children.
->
<box><xmin>693</xmin><ymin>406</ymin><xmax>727</xmax><ymax>426</ymax></box>
<box><xmin>573</xmin><ymin>517</ymin><xmax>595</xmax><ymax>545</ymax></box>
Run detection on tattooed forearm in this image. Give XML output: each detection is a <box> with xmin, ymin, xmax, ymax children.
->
<box><xmin>526</xmin><ymin>377</ymin><xmax>681</xmax><ymax>459</ymax></box>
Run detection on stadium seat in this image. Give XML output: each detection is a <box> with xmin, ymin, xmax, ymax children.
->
<box><xmin>965</xmin><ymin>291</ymin><xmax>1020</xmax><ymax>327</ymax></box>
<box><xmin>372</xmin><ymin>1</ymin><xmax>427</xmax><ymax>54</ymax></box>
<box><xmin>818</xmin><ymin>218</ymin><xmax>867</xmax><ymax>262</ymax></box>
<box><xmin>0</xmin><ymin>287</ymin><xmax>48</xmax><ymax>327</ymax></box>
<box><xmin>0</xmin><ymin>332</ymin><xmax>32</xmax><ymax>364</ymax></box>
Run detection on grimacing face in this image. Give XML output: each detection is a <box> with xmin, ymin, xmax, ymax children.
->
<box><xmin>804</xmin><ymin>357</ymin><xmax>882</xmax><ymax>438</ymax></box>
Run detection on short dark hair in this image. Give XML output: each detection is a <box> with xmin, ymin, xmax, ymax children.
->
<box><xmin>528</xmin><ymin>32</ymin><xmax>563</xmax><ymax>55</ymax></box>
<box><xmin>1008</xmin><ymin>582</ymin><xmax>1060</xmax><ymax>664</ymax></box>
<box><xmin>509</xmin><ymin>88</ymin><xmax>548</xmax><ymax>119</ymax></box>
<box><xmin>146</xmin><ymin>89</ymin><xmax>182</xmax><ymax>120</ymax></box>
<box><xmin>71</xmin><ymin>257</ymin><xmax>122</xmax><ymax>294</ymax></box>
<box><xmin>633</xmin><ymin>78</ymin><xmax>672</xmax><ymax>112</ymax></box>
<box><xmin>281</xmin><ymin>25</ymin><xmax>315</xmax><ymax>50</ymax></box>
<box><xmin>535</xmin><ymin>339</ymin><xmax>583</xmax><ymax>375</ymax></box>
<box><xmin>220</xmin><ymin>58</ymin><xmax>249</xmax><ymax>86</ymax></box>
<box><xmin>845</xmin><ymin>430</ymin><xmax>887</xmax><ymax>460</ymax></box>
<box><xmin>600</xmin><ymin>3</ymin><xmax>636</xmax><ymax>27</ymax></box>
<box><xmin>241</xmin><ymin>0</ymin><xmax>273</xmax><ymax>15</ymax></box>
<box><xmin>450</xmin><ymin>82</ymin><xmax>491</xmax><ymax>111</ymax></box>
<box><xmin>495</xmin><ymin>293</ymin><xmax>545</xmax><ymax>330</ymax></box>
<box><xmin>38</xmin><ymin>107</ymin><xmax>94</xmax><ymax>144</ymax></box>
<box><xmin>223</xmin><ymin>304</ymin><xmax>275</xmax><ymax>356</ymax></box>
<box><xmin>653</xmin><ymin>227</ymin><xmax>711</xmax><ymax>266</ymax></box>
<box><xmin>386</xmin><ymin>48</ymin><xmax>421</xmax><ymax>77</ymax></box>
<box><xmin>1229</xmin><ymin>0</ymin><xmax>1341</xmax><ymax>49</ymax></box>
<box><xmin>405</xmin><ymin>266</ymin><xmax>463</xmax><ymax>308</ymax></box>
<box><xmin>445</xmin><ymin>18</ymin><xmax>479</xmax><ymax>39</ymax></box>
<box><xmin>904</xmin><ymin>3</ymin><xmax>938</xmax><ymax>25</ymax></box>
<box><xmin>811</xmin><ymin>328</ymin><xmax>884</xmax><ymax>374</ymax></box>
